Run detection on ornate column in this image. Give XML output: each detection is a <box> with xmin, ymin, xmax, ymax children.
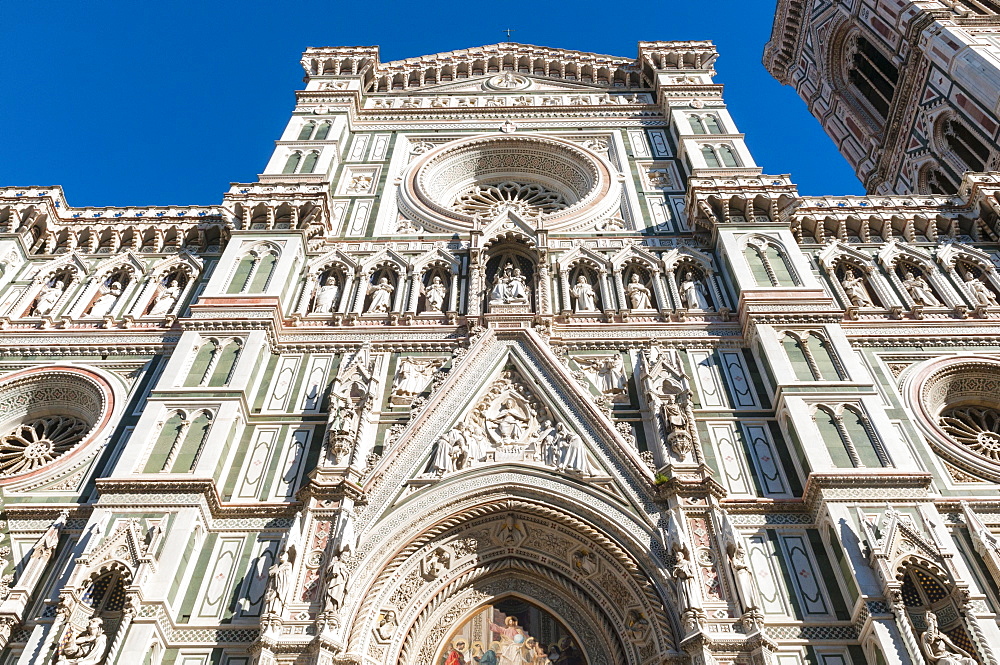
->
<box><xmin>352</xmin><ymin>272</ymin><xmax>370</xmax><ymax>315</ymax></box>
<box><xmin>295</xmin><ymin>274</ymin><xmax>316</xmax><ymax>316</ymax></box>
<box><xmin>406</xmin><ymin>271</ymin><xmax>422</xmax><ymax>313</ymax></box>
<box><xmin>649</xmin><ymin>269</ymin><xmax>669</xmax><ymax>312</ymax></box>
<box><xmin>665</xmin><ymin>270</ymin><xmax>681</xmax><ymax>312</ymax></box>
<box><xmin>537</xmin><ymin>261</ymin><xmax>551</xmax><ymax>315</ymax></box>
<box><xmin>558</xmin><ymin>269</ymin><xmax>571</xmax><ymax>314</ymax></box>
<box><xmin>392</xmin><ymin>271</ymin><xmax>408</xmax><ymax>312</ymax></box>
<box><xmin>611</xmin><ymin>269</ymin><xmax>627</xmax><ymax>311</ymax></box>
<box><xmin>467</xmin><ymin>255</ymin><xmax>483</xmax><ymax>317</ymax></box>
<box><xmin>449</xmin><ymin>269</ymin><xmax>460</xmax><ymax>314</ymax></box>
<box><xmin>103</xmin><ymin>594</ymin><xmax>140</xmax><ymax>665</ymax></box>
<box><xmin>337</xmin><ymin>271</ymin><xmax>355</xmax><ymax>314</ymax></box>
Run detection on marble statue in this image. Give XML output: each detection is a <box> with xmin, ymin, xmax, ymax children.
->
<box><xmin>322</xmin><ymin>556</ymin><xmax>346</xmax><ymax>613</ymax></box>
<box><xmin>672</xmin><ymin>547</ymin><xmax>697</xmax><ymax>611</ymax></box>
<box><xmin>579</xmin><ymin>355</ymin><xmax>628</xmax><ymax>398</ymax></box>
<box><xmin>149</xmin><ymin>279</ymin><xmax>182</xmax><ymax>316</ymax></box>
<box><xmin>679</xmin><ymin>271</ymin><xmax>711</xmax><ymax>310</ymax></box>
<box><xmin>570</xmin><ymin>274</ymin><xmax>598</xmax><ymax>312</ymax></box>
<box><xmin>626</xmin><ymin>274</ymin><xmax>653</xmax><ymax>310</ymax></box>
<box><xmin>921</xmin><ymin>611</ymin><xmax>977</xmax><ymax>665</ymax></box>
<box><xmin>88</xmin><ymin>282</ymin><xmax>122</xmax><ymax>317</ymax></box>
<box><xmin>423</xmin><ymin>275</ymin><xmax>447</xmax><ymax>312</ymax></box>
<box><xmin>264</xmin><ymin>549</ymin><xmax>293</xmax><ymax>616</ymax></box>
<box><xmin>34</xmin><ymin>280</ymin><xmax>64</xmax><ymax>316</ymax></box>
<box><xmin>366</xmin><ymin>277</ymin><xmax>394</xmax><ymax>313</ymax></box>
<box><xmin>902</xmin><ymin>271</ymin><xmax>940</xmax><ymax>306</ymax></box>
<box><xmin>312</xmin><ymin>275</ymin><xmax>340</xmax><ymax>314</ymax></box>
<box><xmin>730</xmin><ymin>544</ymin><xmax>762</xmax><ymax>613</ymax></box>
<box><xmin>490</xmin><ymin>262</ymin><xmax>530</xmax><ymax>304</ymax></box>
<box><xmin>56</xmin><ymin>617</ymin><xmax>107</xmax><ymax>665</ymax></box>
<box><xmin>431</xmin><ymin>427</ymin><xmax>468</xmax><ymax>475</ymax></box>
<box><xmin>965</xmin><ymin>271</ymin><xmax>998</xmax><ymax>306</ymax></box>
<box><xmin>841</xmin><ymin>268</ymin><xmax>873</xmax><ymax>307</ymax></box>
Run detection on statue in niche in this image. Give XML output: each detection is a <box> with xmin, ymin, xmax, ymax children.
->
<box><xmin>312</xmin><ymin>274</ymin><xmax>340</xmax><ymax>314</ymax></box>
<box><xmin>422</xmin><ymin>275</ymin><xmax>447</xmax><ymax>312</ymax></box>
<box><xmin>663</xmin><ymin>393</ymin><xmax>693</xmax><ymax>458</ymax></box>
<box><xmin>487</xmin><ymin>397</ymin><xmax>531</xmax><ymax>446</ymax></box>
<box><xmin>33</xmin><ymin>280</ymin><xmax>65</xmax><ymax>316</ymax></box>
<box><xmin>841</xmin><ymin>268</ymin><xmax>874</xmax><ymax>307</ymax></box>
<box><xmin>263</xmin><ymin>548</ymin><xmax>293</xmax><ymax>616</ymax></box>
<box><xmin>87</xmin><ymin>282</ymin><xmax>123</xmax><ymax>318</ymax></box>
<box><xmin>490</xmin><ymin>262</ymin><xmax>530</xmax><ymax>305</ymax></box>
<box><xmin>902</xmin><ymin>270</ymin><xmax>940</xmax><ymax>306</ymax></box>
<box><xmin>149</xmin><ymin>279</ymin><xmax>182</xmax><ymax>316</ymax></box>
<box><xmin>322</xmin><ymin>555</ymin><xmax>346</xmax><ymax>613</ymax></box>
<box><xmin>56</xmin><ymin>617</ymin><xmax>107</xmax><ymax>665</ymax></box>
<box><xmin>672</xmin><ymin>546</ymin><xmax>697</xmax><ymax>611</ymax></box>
<box><xmin>626</xmin><ymin>274</ymin><xmax>653</xmax><ymax>310</ymax></box>
<box><xmin>921</xmin><ymin>611</ymin><xmax>977</xmax><ymax>665</ymax></box>
<box><xmin>570</xmin><ymin>274</ymin><xmax>598</xmax><ymax>312</ymax></box>
<box><xmin>964</xmin><ymin>271</ymin><xmax>999</xmax><ymax>306</ymax></box>
<box><xmin>577</xmin><ymin>355</ymin><xmax>628</xmax><ymax>402</ymax></box>
<box><xmin>366</xmin><ymin>276</ymin><xmax>394</xmax><ymax>313</ymax></box>
<box><xmin>679</xmin><ymin>271</ymin><xmax>711</xmax><ymax>310</ymax></box>
<box><xmin>729</xmin><ymin>543</ymin><xmax>762</xmax><ymax>615</ymax></box>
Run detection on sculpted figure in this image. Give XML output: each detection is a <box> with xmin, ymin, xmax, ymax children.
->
<box><xmin>921</xmin><ymin>611</ymin><xmax>977</xmax><ymax>665</ymax></box>
<box><xmin>312</xmin><ymin>275</ymin><xmax>340</xmax><ymax>314</ymax></box>
<box><xmin>88</xmin><ymin>282</ymin><xmax>122</xmax><ymax>318</ymax></box>
<box><xmin>490</xmin><ymin>263</ymin><xmax>513</xmax><ymax>303</ymax></box>
<box><xmin>730</xmin><ymin>544</ymin><xmax>761</xmax><ymax>613</ymax></box>
<box><xmin>537</xmin><ymin>419</ymin><xmax>559</xmax><ymax>466</ymax></box>
<box><xmin>391</xmin><ymin>357</ymin><xmax>432</xmax><ymax>398</ymax></box>
<box><xmin>489</xmin><ymin>398</ymin><xmax>530</xmax><ymax>445</ymax></box>
<box><xmin>507</xmin><ymin>268</ymin><xmax>529</xmax><ymax>303</ymax></box>
<box><xmin>322</xmin><ymin>555</ymin><xmax>346</xmax><ymax>613</ymax></box>
<box><xmin>376</xmin><ymin>610</ymin><xmax>398</xmax><ymax>641</ymax></box>
<box><xmin>580</xmin><ymin>355</ymin><xmax>627</xmax><ymax>397</ymax></box>
<box><xmin>431</xmin><ymin>427</ymin><xmax>467</xmax><ymax>475</ymax></box>
<box><xmin>679</xmin><ymin>271</ymin><xmax>711</xmax><ymax>310</ymax></box>
<box><xmin>626</xmin><ymin>274</ymin><xmax>653</xmax><ymax>310</ymax></box>
<box><xmin>149</xmin><ymin>279</ymin><xmax>182</xmax><ymax>316</ymax></box>
<box><xmin>263</xmin><ymin>549</ymin><xmax>293</xmax><ymax>616</ymax></box>
<box><xmin>673</xmin><ymin>547</ymin><xmax>697</xmax><ymax>611</ymax></box>
<box><xmin>423</xmin><ymin>275</ymin><xmax>447</xmax><ymax>312</ymax></box>
<box><xmin>557</xmin><ymin>426</ymin><xmax>590</xmax><ymax>475</ymax></box>
<box><xmin>366</xmin><ymin>277</ymin><xmax>394</xmax><ymax>313</ymax></box>
<box><xmin>34</xmin><ymin>280</ymin><xmax>65</xmax><ymax>316</ymax></box>
<box><xmin>841</xmin><ymin>268</ymin><xmax>873</xmax><ymax>307</ymax></box>
<box><xmin>902</xmin><ymin>271</ymin><xmax>940</xmax><ymax>306</ymax></box>
<box><xmin>570</xmin><ymin>274</ymin><xmax>598</xmax><ymax>312</ymax></box>
<box><xmin>965</xmin><ymin>271</ymin><xmax>998</xmax><ymax>306</ymax></box>
<box><xmin>57</xmin><ymin>617</ymin><xmax>107</xmax><ymax>665</ymax></box>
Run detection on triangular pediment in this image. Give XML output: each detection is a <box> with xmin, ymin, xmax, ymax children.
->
<box><xmin>363</xmin><ymin>329</ymin><xmax>653</xmax><ymax>514</ymax></box>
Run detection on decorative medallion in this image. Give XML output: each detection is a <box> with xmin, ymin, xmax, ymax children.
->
<box><xmin>484</xmin><ymin>73</ymin><xmax>531</xmax><ymax>91</ymax></box>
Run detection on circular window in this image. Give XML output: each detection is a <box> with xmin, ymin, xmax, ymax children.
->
<box><xmin>398</xmin><ymin>134</ymin><xmax>621</xmax><ymax>233</ymax></box>
<box><xmin>910</xmin><ymin>357</ymin><xmax>1000</xmax><ymax>480</ymax></box>
<box><xmin>0</xmin><ymin>368</ymin><xmax>113</xmax><ymax>481</ymax></box>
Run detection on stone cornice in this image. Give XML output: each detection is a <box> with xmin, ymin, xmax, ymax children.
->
<box><xmin>802</xmin><ymin>471</ymin><xmax>934</xmax><ymax>510</ymax></box>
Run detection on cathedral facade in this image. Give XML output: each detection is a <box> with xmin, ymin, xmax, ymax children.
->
<box><xmin>1</xmin><ymin>31</ymin><xmax>1000</xmax><ymax>665</ymax></box>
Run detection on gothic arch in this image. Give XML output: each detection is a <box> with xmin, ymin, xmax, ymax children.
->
<box><xmin>344</xmin><ymin>496</ymin><xmax>678</xmax><ymax>665</ymax></box>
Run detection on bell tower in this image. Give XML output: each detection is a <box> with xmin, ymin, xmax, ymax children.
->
<box><xmin>766</xmin><ymin>0</ymin><xmax>1000</xmax><ymax>194</ymax></box>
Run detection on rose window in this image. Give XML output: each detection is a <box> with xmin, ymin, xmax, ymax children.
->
<box><xmin>451</xmin><ymin>181</ymin><xmax>568</xmax><ymax>217</ymax></box>
<box><xmin>397</xmin><ymin>133</ymin><xmax>622</xmax><ymax>233</ymax></box>
<box><xmin>0</xmin><ymin>416</ymin><xmax>90</xmax><ymax>475</ymax></box>
<box><xmin>0</xmin><ymin>369</ymin><xmax>112</xmax><ymax>482</ymax></box>
<box><xmin>910</xmin><ymin>357</ymin><xmax>1000</xmax><ymax>481</ymax></box>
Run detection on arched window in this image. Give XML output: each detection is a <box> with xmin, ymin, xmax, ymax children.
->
<box><xmin>689</xmin><ymin>116</ymin><xmax>707</xmax><ymax>134</ymax></box>
<box><xmin>783</xmin><ymin>335</ymin><xmax>815</xmax><ymax>381</ymax></box>
<box><xmin>314</xmin><ymin>122</ymin><xmax>331</xmax><ymax>140</ymax></box>
<box><xmin>745</xmin><ymin>245</ymin><xmax>773</xmax><ymax>287</ymax></box>
<box><xmin>185</xmin><ymin>340</ymin><xmax>218</xmax><ymax>387</ymax></box>
<box><xmin>816</xmin><ymin>407</ymin><xmax>855</xmax><ymax>468</ymax></box>
<box><xmin>702</xmin><ymin>145</ymin><xmax>721</xmax><ymax>168</ymax></box>
<box><xmin>848</xmin><ymin>35</ymin><xmax>899</xmax><ymax>119</ymax></box>
<box><xmin>704</xmin><ymin>115</ymin><xmax>723</xmax><ymax>133</ymax></box>
<box><xmin>719</xmin><ymin>145</ymin><xmax>740</xmax><ymax>167</ymax></box>
<box><xmin>282</xmin><ymin>152</ymin><xmax>302</xmax><ymax>174</ymax></box>
<box><xmin>248</xmin><ymin>251</ymin><xmax>278</xmax><ymax>292</ymax></box>
<box><xmin>924</xmin><ymin>166</ymin><xmax>957</xmax><ymax>195</ymax></box>
<box><xmin>765</xmin><ymin>245</ymin><xmax>795</xmax><ymax>285</ymax></box>
<box><xmin>814</xmin><ymin>405</ymin><xmax>888</xmax><ymax>468</ymax></box>
<box><xmin>944</xmin><ymin>118</ymin><xmax>989</xmax><ymax>173</ymax></box>
<box><xmin>297</xmin><ymin>122</ymin><xmax>316</xmax><ymax>141</ymax></box>
<box><xmin>143</xmin><ymin>410</ymin><xmax>213</xmax><ymax>473</ymax></box>
<box><xmin>227</xmin><ymin>247</ymin><xmax>279</xmax><ymax>294</ymax></box>
<box><xmin>208</xmin><ymin>339</ymin><xmax>242</xmax><ymax>387</ymax></box>
<box><xmin>300</xmin><ymin>151</ymin><xmax>320</xmax><ymax>174</ymax></box>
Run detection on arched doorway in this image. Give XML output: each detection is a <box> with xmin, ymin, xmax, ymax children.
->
<box><xmin>436</xmin><ymin>596</ymin><xmax>586</xmax><ymax>665</ymax></box>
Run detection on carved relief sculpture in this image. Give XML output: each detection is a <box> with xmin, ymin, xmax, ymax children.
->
<box><xmin>964</xmin><ymin>271</ymin><xmax>998</xmax><ymax>306</ymax></box>
<box><xmin>56</xmin><ymin>617</ymin><xmax>107</xmax><ymax>665</ymax></box>
<box><xmin>921</xmin><ymin>611</ymin><xmax>977</xmax><ymax>665</ymax></box>
<box><xmin>33</xmin><ymin>280</ymin><xmax>65</xmax><ymax>316</ymax></box>
<box><xmin>366</xmin><ymin>277</ymin><xmax>394</xmax><ymax>313</ymax></box>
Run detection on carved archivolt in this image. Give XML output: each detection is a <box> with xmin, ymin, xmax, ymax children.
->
<box><xmin>345</xmin><ymin>500</ymin><xmax>677</xmax><ymax>665</ymax></box>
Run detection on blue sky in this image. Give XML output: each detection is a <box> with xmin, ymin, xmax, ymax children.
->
<box><xmin>1</xmin><ymin>1</ymin><xmax>863</xmax><ymax>207</ymax></box>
